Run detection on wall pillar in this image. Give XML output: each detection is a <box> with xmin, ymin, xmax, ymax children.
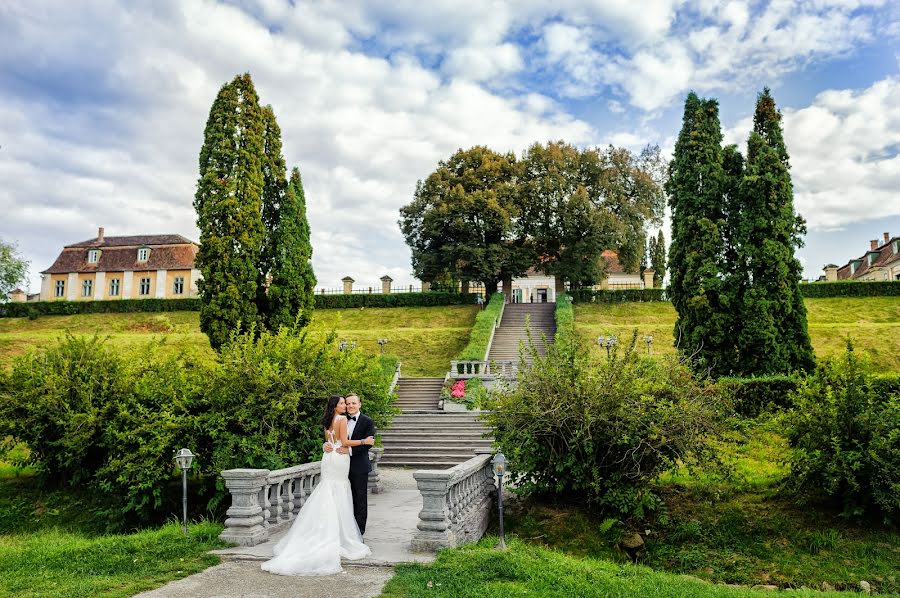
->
<box><xmin>66</xmin><ymin>272</ymin><xmax>77</xmax><ymax>300</ymax></box>
<box><xmin>380</xmin><ymin>275</ymin><xmax>393</xmax><ymax>294</ymax></box>
<box><xmin>123</xmin><ymin>271</ymin><xmax>133</xmax><ymax>299</ymax></box>
<box><xmin>421</xmin><ymin>281</ymin><xmax>431</xmax><ymax>292</ymax></box>
<box><xmin>824</xmin><ymin>265</ymin><xmax>839</xmax><ymax>282</ymax></box>
<box><xmin>40</xmin><ymin>274</ymin><xmax>51</xmax><ymax>301</ymax></box>
<box><xmin>342</xmin><ymin>277</ymin><xmax>354</xmax><ymax>294</ymax></box>
<box><xmin>643</xmin><ymin>268</ymin><xmax>655</xmax><ymax>289</ymax></box>
<box><xmin>155</xmin><ymin>269</ymin><xmax>167</xmax><ymax>298</ymax></box>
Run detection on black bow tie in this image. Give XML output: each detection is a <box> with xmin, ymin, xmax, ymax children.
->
<box><xmin>347</xmin><ymin>416</ymin><xmax>357</xmax><ymax>421</ymax></box>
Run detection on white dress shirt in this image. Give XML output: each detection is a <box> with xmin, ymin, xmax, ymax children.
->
<box><xmin>346</xmin><ymin>412</ymin><xmax>360</xmax><ymax>454</ymax></box>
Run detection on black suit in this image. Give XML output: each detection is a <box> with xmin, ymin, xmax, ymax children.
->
<box><xmin>347</xmin><ymin>413</ymin><xmax>374</xmax><ymax>534</ymax></box>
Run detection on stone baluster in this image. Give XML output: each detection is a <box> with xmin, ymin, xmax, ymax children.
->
<box><xmin>281</xmin><ymin>479</ymin><xmax>294</xmax><ymax>522</ymax></box>
<box><xmin>368</xmin><ymin>447</ymin><xmax>384</xmax><ymax>494</ymax></box>
<box><xmin>219</xmin><ymin>469</ymin><xmax>270</xmax><ymax>546</ymax></box>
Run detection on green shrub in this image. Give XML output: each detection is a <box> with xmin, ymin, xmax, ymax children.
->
<box><xmin>0</xmin><ymin>328</ymin><xmax>398</xmax><ymax>524</ymax></box>
<box><xmin>570</xmin><ymin>288</ymin><xmax>668</xmax><ymax>303</ymax></box>
<box><xmin>457</xmin><ymin>293</ymin><xmax>504</xmax><ymax>361</ymax></box>
<box><xmin>554</xmin><ymin>294</ymin><xmax>574</xmax><ymax>342</ymax></box>
<box><xmin>799</xmin><ymin>280</ymin><xmax>900</xmax><ymax>298</ymax></box>
<box><xmin>716</xmin><ymin>375</ymin><xmax>800</xmax><ymax>417</ymax></box>
<box><xmin>486</xmin><ymin>331</ymin><xmax>728</xmax><ymax>519</ymax></box>
<box><xmin>785</xmin><ymin>343</ymin><xmax>900</xmax><ymax>522</ymax></box>
<box><xmin>313</xmin><ymin>291</ymin><xmax>476</xmax><ymax>309</ymax></box>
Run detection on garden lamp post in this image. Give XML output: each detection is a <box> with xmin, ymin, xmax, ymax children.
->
<box><xmin>377</xmin><ymin>337</ymin><xmax>389</xmax><ymax>355</ymax></box>
<box><xmin>339</xmin><ymin>340</ymin><xmax>348</xmax><ymax>352</ymax></box>
<box><xmin>644</xmin><ymin>335</ymin><xmax>653</xmax><ymax>355</ymax></box>
<box><xmin>492</xmin><ymin>451</ymin><xmax>507</xmax><ymax>549</ymax></box>
<box><xmin>174</xmin><ymin>448</ymin><xmax>195</xmax><ymax>535</ymax></box>
<box><xmin>597</xmin><ymin>335</ymin><xmax>618</xmax><ymax>358</ymax></box>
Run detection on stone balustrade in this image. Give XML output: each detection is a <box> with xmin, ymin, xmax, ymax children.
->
<box><xmin>411</xmin><ymin>453</ymin><xmax>496</xmax><ymax>552</ymax></box>
<box><xmin>219</xmin><ymin>447</ymin><xmax>384</xmax><ymax>546</ymax></box>
<box><xmin>450</xmin><ymin>359</ymin><xmax>518</xmax><ymax>380</ymax></box>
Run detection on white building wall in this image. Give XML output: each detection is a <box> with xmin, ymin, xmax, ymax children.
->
<box><xmin>123</xmin><ymin>271</ymin><xmax>133</xmax><ymax>299</ymax></box>
<box><xmin>40</xmin><ymin>274</ymin><xmax>51</xmax><ymax>301</ymax></box>
<box><xmin>189</xmin><ymin>268</ymin><xmax>202</xmax><ymax>297</ymax></box>
<box><xmin>66</xmin><ymin>273</ymin><xmax>77</xmax><ymax>300</ymax></box>
<box><xmin>94</xmin><ymin>271</ymin><xmax>106</xmax><ymax>300</ymax></box>
<box><xmin>155</xmin><ymin>269</ymin><xmax>167</xmax><ymax>298</ymax></box>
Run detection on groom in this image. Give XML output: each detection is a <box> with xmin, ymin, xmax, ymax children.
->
<box><xmin>326</xmin><ymin>393</ymin><xmax>375</xmax><ymax>534</ymax></box>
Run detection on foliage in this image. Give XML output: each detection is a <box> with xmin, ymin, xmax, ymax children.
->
<box><xmin>553</xmin><ymin>293</ymin><xmax>574</xmax><ymax>342</ymax></box>
<box><xmin>716</xmin><ymin>375</ymin><xmax>800</xmax><ymax>417</ymax></box>
<box><xmin>570</xmin><ymin>288</ymin><xmax>668</xmax><ymax>303</ymax></box>
<box><xmin>800</xmin><ymin>280</ymin><xmax>900</xmax><ymax>297</ymax></box>
<box><xmin>0</xmin><ymin>238</ymin><xmax>29</xmax><ymax>301</ymax></box>
<box><xmin>439</xmin><ymin>377</ymin><xmax>489</xmax><ymax>410</ymax></box>
<box><xmin>649</xmin><ymin>229</ymin><xmax>667</xmax><ymax>287</ymax></box>
<box><xmin>266</xmin><ymin>166</ymin><xmax>317</xmax><ymax>331</ymax></box>
<box><xmin>399</xmin><ymin>146</ymin><xmax>526</xmax><ymax>295</ymax></box>
<box><xmin>315</xmin><ymin>291</ymin><xmax>477</xmax><ymax>309</ymax></box>
<box><xmin>0</xmin><ymin>298</ymin><xmax>203</xmax><ymax>317</ymax></box>
<box><xmin>0</xmin><ymin>522</ymin><xmax>225</xmax><ymax>598</ymax></box>
<box><xmin>194</xmin><ymin>73</ymin><xmax>268</xmax><ymax>349</ymax></box>
<box><xmin>785</xmin><ymin>343</ymin><xmax>900</xmax><ymax>522</ymax></box>
<box><xmin>485</xmin><ymin>330</ymin><xmax>728</xmax><ymax>519</ymax></box>
<box><xmin>732</xmin><ymin>89</ymin><xmax>814</xmax><ymax>375</ymax></box>
<box><xmin>457</xmin><ymin>292</ymin><xmax>504</xmax><ymax>361</ymax></box>
<box><xmin>0</xmin><ymin>329</ymin><xmax>397</xmax><ymax>524</ymax></box>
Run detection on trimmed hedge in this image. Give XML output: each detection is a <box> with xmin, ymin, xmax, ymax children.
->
<box><xmin>570</xmin><ymin>288</ymin><xmax>668</xmax><ymax>303</ymax></box>
<box><xmin>0</xmin><ymin>292</ymin><xmax>476</xmax><ymax>317</ymax></box>
<box><xmin>457</xmin><ymin>293</ymin><xmax>505</xmax><ymax>361</ymax></box>
<box><xmin>799</xmin><ymin>280</ymin><xmax>900</xmax><ymax>298</ymax></box>
<box><xmin>716</xmin><ymin>375</ymin><xmax>800</xmax><ymax>417</ymax></box>
<box><xmin>554</xmin><ymin>294</ymin><xmax>574</xmax><ymax>342</ymax></box>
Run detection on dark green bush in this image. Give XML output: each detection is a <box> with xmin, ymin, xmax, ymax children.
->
<box><xmin>785</xmin><ymin>344</ymin><xmax>900</xmax><ymax>522</ymax></box>
<box><xmin>0</xmin><ymin>329</ymin><xmax>397</xmax><ymax>524</ymax></box>
<box><xmin>456</xmin><ymin>293</ymin><xmax>504</xmax><ymax>361</ymax></box>
<box><xmin>716</xmin><ymin>375</ymin><xmax>800</xmax><ymax>417</ymax></box>
<box><xmin>570</xmin><ymin>288</ymin><xmax>668</xmax><ymax>303</ymax></box>
<box><xmin>486</xmin><ymin>331</ymin><xmax>728</xmax><ymax>519</ymax></box>
<box><xmin>0</xmin><ymin>298</ymin><xmax>202</xmax><ymax>317</ymax></box>
<box><xmin>799</xmin><ymin>280</ymin><xmax>900</xmax><ymax>298</ymax></box>
<box><xmin>554</xmin><ymin>294</ymin><xmax>574</xmax><ymax>342</ymax></box>
<box><xmin>313</xmin><ymin>291</ymin><xmax>476</xmax><ymax>309</ymax></box>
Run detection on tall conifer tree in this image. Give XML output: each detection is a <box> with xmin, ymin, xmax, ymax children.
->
<box><xmin>735</xmin><ymin>89</ymin><xmax>814</xmax><ymax>374</ymax></box>
<box><xmin>258</xmin><ymin>105</ymin><xmax>288</xmax><ymax>318</ymax></box>
<box><xmin>650</xmin><ymin>229</ymin><xmax>667</xmax><ymax>287</ymax></box>
<box><xmin>666</xmin><ymin>93</ymin><xmax>736</xmax><ymax>372</ymax></box>
<box><xmin>267</xmin><ymin>167</ymin><xmax>317</xmax><ymax>330</ymax></box>
<box><xmin>194</xmin><ymin>74</ymin><xmax>266</xmax><ymax>349</ymax></box>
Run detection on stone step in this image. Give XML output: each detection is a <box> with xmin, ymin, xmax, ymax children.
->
<box><xmin>379</xmin><ymin>437</ymin><xmax>492</xmax><ymax>445</ymax></box>
<box><xmin>380</xmin><ymin>453</ymin><xmax>481</xmax><ymax>462</ymax></box>
<box><xmin>379</xmin><ymin>460</ymin><xmax>462</xmax><ymax>469</ymax></box>
<box><xmin>382</xmin><ymin>447</ymin><xmax>484</xmax><ymax>456</ymax></box>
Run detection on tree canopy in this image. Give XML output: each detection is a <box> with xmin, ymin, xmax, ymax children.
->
<box><xmin>0</xmin><ymin>238</ymin><xmax>29</xmax><ymax>301</ymax></box>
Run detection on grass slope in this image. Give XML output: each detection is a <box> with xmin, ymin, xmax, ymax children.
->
<box><xmin>574</xmin><ymin>297</ymin><xmax>900</xmax><ymax>371</ymax></box>
<box><xmin>0</xmin><ymin>305</ymin><xmax>479</xmax><ymax>377</ymax></box>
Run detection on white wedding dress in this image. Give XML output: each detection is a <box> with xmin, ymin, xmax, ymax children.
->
<box><xmin>261</xmin><ymin>431</ymin><xmax>371</xmax><ymax>576</ymax></box>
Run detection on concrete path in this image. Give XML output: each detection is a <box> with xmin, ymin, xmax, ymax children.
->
<box><xmin>136</xmin><ymin>468</ymin><xmax>433</xmax><ymax>598</ymax></box>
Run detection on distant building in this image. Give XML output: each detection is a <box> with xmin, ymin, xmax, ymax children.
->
<box><xmin>824</xmin><ymin>232</ymin><xmax>900</xmax><ymax>282</ymax></box>
<box><xmin>41</xmin><ymin>227</ymin><xmax>201</xmax><ymax>301</ymax></box>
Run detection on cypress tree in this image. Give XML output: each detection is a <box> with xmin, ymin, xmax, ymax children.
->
<box><xmin>267</xmin><ymin>167</ymin><xmax>317</xmax><ymax>330</ymax></box>
<box><xmin>194</xmin><ymin>74</ymin><xmax>267</xmax><ymax>349</ymax></box>
<box><xmin>666</xmin><ymin>93</ymin><xmax>735</xmax><ymax>373</ymax></box>
<box><xmin>650</xmin><ymin>229</ymin><xmax>667</xmax><ymax>287</ymax></box>
<box><xmin>258</xmin><ymin>104</ymin><xmax>288</xmax><ymax>319</ymax></box>
<box><xmin>735</xmin><ymin>89</ymin><xmax>814</xmax><ymax>374</ymax></box>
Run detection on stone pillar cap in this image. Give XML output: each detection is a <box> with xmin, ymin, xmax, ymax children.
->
<box><xmin>341</xmin><ymin>276</ymin><xmax>355</xmax><ymax>282</ymax></box>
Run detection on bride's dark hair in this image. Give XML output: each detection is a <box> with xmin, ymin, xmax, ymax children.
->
<box><xmin>321</xmin><ymin>394</ymin><xmax>343</xmax><ymax>430</ymax></box>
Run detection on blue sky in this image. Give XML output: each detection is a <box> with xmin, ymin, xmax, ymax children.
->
<box><xmin>1</xmin><ymin>0</ymin><xmax>898</xmax><ymax>292</ymax></box>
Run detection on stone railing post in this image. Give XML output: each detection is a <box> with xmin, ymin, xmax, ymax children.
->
<box><xmin>412</xmin><ymin>471</ymin><xmax>454</xmax><ymax>551</ymax></box>
<box><xmin>342</xmin><ymin>276</ymin><xmax>354</xmax><ymax>294</ymax></box>
<box><xmin>219</xmin><ymin>468</ymin><xmax>270</xmax><ymax>546</ymax></box>
<box><xmin>643</xmin><ymin>268</ymin><xmax>655</xmax><ymax>289</ymax></box>
<box><xmin>381</xmin><ymin>275</ymin><xmax>393</xmax><ymax>294</ymax></box>
<box><xmin>368</xmin><ymin>447</ymin><xmax>384</xmax><ymax>494</ymax></box>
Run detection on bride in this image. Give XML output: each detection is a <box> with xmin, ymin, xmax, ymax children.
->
<box><xmin>261</xmin><ymin>394</ymin><xmax>373</xmax><ymax>576</ymax></box>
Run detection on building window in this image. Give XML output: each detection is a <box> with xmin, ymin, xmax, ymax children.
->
<box><xmin>173</xmin><ymin>276</ymin><xmax>185</xmax><ymax>295</ymax></box>
<box><xmin>82</xmin><ymin>279</ymin><xmax>93</xmax><ymax>297</ymax></box>
<box><xmin>109</xmin><ymin>278</ymin><xmax>120</xmax><ymax>296</ymax></box>
<box><xmin>137</xmin><ymin>247</ymin><xmax>150</xmax><ymax>261</ymax></box>
<box><xmin>88</xmin><ymin>249</ymin><xmax>100</xmax><ymax>263</ymax></box>
<box><xmin>55</xmin><ymin>280</ymin><xmax>65</xmax><ymax>298</ymax></box>
<box><xmin>139</xmin><ymin>277</ymin><xmax>151</xmax><ymax>295</ymax></box>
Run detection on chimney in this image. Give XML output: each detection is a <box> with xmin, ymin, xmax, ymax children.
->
<box><xmin>870</xmin><ymin>239</ymin><xmax>878</xmax><ymax>251</ymax></box>
<box><xmin>885</xmin><ymin>232</ymin><xmax>891</xmax><ymax>244</ymax></box>
<box><xmin>98</xmin><ymin>227</ymin><xmax>105</xmax><ymax>243</ymax></box>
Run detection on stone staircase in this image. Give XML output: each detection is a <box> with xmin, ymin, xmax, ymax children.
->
<box><xmin>380</xmin><ymin>378</ymin><xmax>493</xmax><ymax>469</ymax></box>
<box><xmin>488</xmin><ymin>303</ymin><xmax>557</xmax><ymax>365</ymax></box>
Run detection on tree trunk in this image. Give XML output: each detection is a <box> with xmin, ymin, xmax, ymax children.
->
<box><xmin>461</xmin><ymin>280</ymin><xmax>470</xmax><ymax>294</ymax></box>
<box><xmin>486</xmin><ymin>280</ymin><xmax>498</xmax><ymax>296</ymax></box>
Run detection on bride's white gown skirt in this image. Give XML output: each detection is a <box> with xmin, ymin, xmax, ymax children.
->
<box><xmin>261</xmin><ymin>447</ymin><xmax>370</xmax><ymax>576</ymax></box>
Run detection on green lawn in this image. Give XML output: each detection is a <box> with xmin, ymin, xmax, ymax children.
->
<box><xmin>0</xmin><ymin>305</ymin><xmax>479</xmax><ymax>377</ymax></box>
<box><xmin>575</xmin><ymin>297</ymin><xmax>900</xmax><ymax>371</ymax></box>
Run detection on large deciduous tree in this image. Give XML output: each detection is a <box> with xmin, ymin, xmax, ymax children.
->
<box><xmin>733</xmin><ymin>89</ymin><xmax>814</xmax><ymax>374</ymax></box>
<box><xmin>399</xmin><ymin>146</ymin><xmax>526</xmax><ymax>295</ymax></box>
<box><xmin>0</xmin><ymin>238</ymin><xmax>29</xmax><ymax>300</ymax></box>
<box><xmin>666</xmin><ymin>93</ymin><xmax>737</xmax><ymax>373</ymax></box>
<box><xmin>194</xmin><ymin>73</ymin><xmax>267</xmax><ymax>349</ymax></box>
<box><xmin>266</xmin><ymin>167</ymin><xmax>317</xmax><ymax>330</ymax></box>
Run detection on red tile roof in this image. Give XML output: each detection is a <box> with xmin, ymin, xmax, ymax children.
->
<box><xmin>837</xmin><ymin>235</ymin><xmax>900</xmax><ymax>280</ymax></box>
<box><xmin>67</xmin><ymin>234</ymin><xmax>195</xmax><ymax>248</ymax></box>
<box><xmin>601</xmin><ymin>250</ymin><xmax>627</xmax><ymax>274</ymax></box>
<box><xmin>43</xmin><ymin>243</ymin><xmax>198</xmax><ymax>274</ymax></box>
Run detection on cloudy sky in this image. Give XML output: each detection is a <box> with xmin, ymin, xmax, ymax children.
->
<box><xmin>2</xmin><ymin>0</ymin><xmax>899</xmax><ymax>293</ymax></box>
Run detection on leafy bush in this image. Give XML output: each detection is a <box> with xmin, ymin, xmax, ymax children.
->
<box><xmin>785</xmin><ymin>344</ymin><xmax>900</xmax><ymax>522</ymax></box>
<box><xmin>0</xmin><ymin>329</ymin><xmax>397</xmax><ymax>525</ymax></box>
<box><xmin>716</xmin><ymin>375</ymin><xmax>800</xmax><ymax>417</ymax></box>
<box><xmin>570</xmin><ymin>288</ymin><xmax>668</xmax><ymax>303</ymax></box>
<box><xmin>440</xmin><ymin>377</ymin><xmax>489</xmax><ymax>410</ymax></box>
<box><xmin>313</xmin><ymin>291</ymin><xmax>476</xmax><ymax>309</ymax></box>
<box><xmin>486</xmin><ymin>331</ymin><xmax>727</xmax><ymax>519</ymax></box>
<box><xmin>457</xmin><ymin>293</ymin><xmax>504</xmax><ymax>360</ymax></box>
<box><xmin>799</xmin><ymin>280</ymin><xmax>900</xmax><ymax>298</ymax></box>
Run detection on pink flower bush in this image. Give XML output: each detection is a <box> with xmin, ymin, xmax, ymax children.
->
<box><xmin>450</xmin><ymin>379</ymin><xmax>465</xmax><ymax>398</ymax></box>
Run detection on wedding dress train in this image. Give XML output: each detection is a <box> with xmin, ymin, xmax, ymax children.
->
<box><xmin>260</xmin><ymin>441</ymin><xmax>371</xmax><ymax>576</ymax></box>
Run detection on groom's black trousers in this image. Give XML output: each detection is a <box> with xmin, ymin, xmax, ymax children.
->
<box><xmin>348</xmin><ymin>471</ymin><xmax>369</xmax><ymax>534</ymax></box>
